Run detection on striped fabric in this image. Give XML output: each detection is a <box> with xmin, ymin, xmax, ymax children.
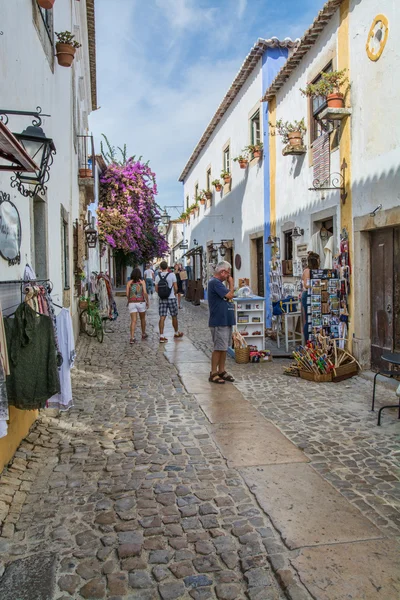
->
<box><xmin>312</xmin><ymin>132</ymin><xmax>330</xmax><ymax>185</ymax></box>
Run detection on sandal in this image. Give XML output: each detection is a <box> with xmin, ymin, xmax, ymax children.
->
<box><xmin>219</xmin><ymin>371</ymin><xmax>235</xmax><ymax>382</ymax></box>
<box><xmin>142</xmin><ymin>333</ymin><xmax>148</xmax><ymax>340</ymax></box>
<box><xmin>208</xmin><ymin>372</ymin><xmax>225</xmax><ymax>384</ymax></box>
<box><xmin>159</xmin><ymin>337</ymin><xmax>168</xmax><ymax>343</ymax></box>
<box><xmin>174</xmin><ymin>332</ymin><xmax>184</xmax><ymax>338</ymax></box>
<box><xmin>130</xmin><ymin>338</ymin><xmax>136</xmax><ymax>345</ymax></box>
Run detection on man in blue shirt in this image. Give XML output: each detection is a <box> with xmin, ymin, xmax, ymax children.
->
<box><xmin>208</xmin><ymin>261</ymin><xmax>235</xmax><ymax>384</ymax></box>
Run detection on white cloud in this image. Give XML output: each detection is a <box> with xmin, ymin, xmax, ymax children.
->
<box><xmin>237</xmin><ymin>0</ymin><xmax>247</xmax><ymax>19</ymax></box>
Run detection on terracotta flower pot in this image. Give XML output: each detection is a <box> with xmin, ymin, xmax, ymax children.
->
<box><xmin>56</xmin><ymin>43</ymin><xmax>76</xmax><ymax>67</ymax></box>
<box><xmin>215</xmin><ymin>184</ymin><xmax>222</xmax><ymax>192</ymax></box>
<box><xmin>223</xmin><ymin>175</ymin><xmax>231</xmax><ymax>184</ymax></box>
<box><xmin>288</xmin><ymin>131</ymin><xmax>303</xmax><ymax>147</ymax></box>
<box><xmin>205</xmin><ymin>192</ymin><xmax>212</xmax><ymax>200</ymax></box>
<box><xmin>253</xmin><ymin>150</ymin><xmax>261</xmax><ymax>158</ymax></box>
<box><xmin>327</xmin><ymin>93</ymin><xmax>344</xmax><ymax>108</ymax></box>
<box><xmin>79</xmin><ymin>168</ymin><xmax>92</xmax><ymax>178</ymax></box>
<box><xmin>239</xmin><ymin>160</ymin><xmax>248</xmax><ymax>169</ymax></box>
<box><xmin>37</xmin><ymin>0</ymin><xmax>55</xmax><ymax>8</ymax></box>
<box><xmin>200</xmin><ymin>198</ymin><xmax>206</xmax><ymax>205</ymax></box>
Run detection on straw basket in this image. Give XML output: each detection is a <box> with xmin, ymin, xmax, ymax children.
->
<box><xmin>235</xmin><ymin>347</ymin><xmax>250</xmax><ymax>364</ymax></box>
<box><xmin>79</xmin><ymin>300</ymin><xmax>88</xmax><ymax>310</ymax></box>
<box><xmin>332</xmin><ymin>361</ymin><xmax>358</xmax><ymax>382</ymax></box>
<box><xmin>299</xmin><ymin>370</ymin><xmax>332</xmax><ymax>383</ymax></box>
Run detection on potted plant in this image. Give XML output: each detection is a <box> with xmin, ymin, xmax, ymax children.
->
<box><xmin>246</xmin><ymin>143</ymin><xmax>263</xmax><ymax>159</ymax></box>
<box><xmin>212</xmin><ymin>179</ymin><xmax>222</xmax><ymax>192</ymax></box>
<box><xmin>55</xmin><ymin>31</ymin><xmax>82</xmax><ymax>67</ymax></box>
<box><xmin>198</xmin><ymin>193</ymin><xmax>206</xmax><ymax>205</ymax></box>
<box><xmin>233</xmin><ymin>153</ymin><xmax>249</xmax><ymax>169</ymax></box>
<box><xmin>203</xmin><ymin>189</ymin><xmax>212</xmax><ymax>200</ymax></box>
<box><xmin>300</xmin><ymin>69</ymin><xmax>349</xmax><ymax>108</ymax></box>
<box><xmin>38</xmin><ymin>0</ymin><xmax>55</xmax><ymax>8</ymax></box>
<box><xmin>221</xmin><ymin>170</ymin><xmax>231</xmax><ymax>184</ymax></box>
<box><xmin>270</xmin><ymin>118</ymin><xmax>307</xmax><ymax>147</ymax></box>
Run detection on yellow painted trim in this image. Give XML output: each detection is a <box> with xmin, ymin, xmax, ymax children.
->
<box><xmin>0</xmin><ymin>407</ymin><xmax>38</xmax><ymax>472</ymax></box>
<box><xmin>338</xmin><ymin>0</ymin><xmax>354</xmax><ymax>350</ymax></box>
<box><xmin>268</xmin><ymin>97</ymin><xmax>277</xmax><ymax>236</ymax></box>
<box><xmin>366</xmin><ymin>15</ymin><xmax>389</xmax><ymax>61</ymax></box>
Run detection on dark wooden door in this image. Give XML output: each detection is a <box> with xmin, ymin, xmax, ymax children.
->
<box><xmin>256</xmin><ymin>237</ymin><xmax>264</xmax><ymax>297</ymax></box>
<box><xmin>370</xmin><ymin>228</ymin><xmax>394</xmax><ymax>370</ymax></box>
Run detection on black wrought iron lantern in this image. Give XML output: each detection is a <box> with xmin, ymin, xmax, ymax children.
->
<box><xmin>219</xmin><ymin>243</ymin><xmax>227</xmax><ymax>258</ymax></box>
<box><xmin>12</xmin><ymin>125</ymin><xmax>56</xmax><ymax>197</ymax></box>
<box><xmin>161</xmin><ymin>209</ymin><xmax>171</xmax><ymax>226</ymax></box>
<box><xmin>85</xmin><ymin>226</ymin><xmax>98</xmax><ymax>248</ymax></box>
<box><xmin>211</xmin><ymin>246</ymin><xmax>218</xmax><ymax>260</ymax></box>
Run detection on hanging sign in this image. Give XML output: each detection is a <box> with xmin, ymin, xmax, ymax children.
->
<box><xmin>0</xmin><ymin>191</ymin><xmax>21</xmax><ymax>265</ymax></box>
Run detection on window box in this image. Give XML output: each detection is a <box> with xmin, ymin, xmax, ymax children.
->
<box><xmin>318</xmin><ymin>107</ymin><xmax>352</xmax><ymax>121</ymax></box>
<box><xmin>282</xmin><ymin>144</ymin><xmax>307</xmax><ymax>156</ymax></box>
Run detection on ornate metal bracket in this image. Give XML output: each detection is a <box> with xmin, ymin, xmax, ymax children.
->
<box><xmin>309</xmin><ymin>158</ymin><xmax>348</xmax><ymax>204</ymax></box>
<box><xmin>0</xmin><ymin>107</ymin><xmax>50</xmax><ymax>127</ymax></box>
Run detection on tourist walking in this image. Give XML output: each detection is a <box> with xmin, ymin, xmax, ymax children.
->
<box><xmin>207</xmin><ymin>261</ymin><xmax>235</xmax><ymax>384</ymax></box>
<box><xmin>174</xmin><ymin>263</ymin><xmax>184</xmax><ymax>309</ymax></box>
<box><xmin>144</xmin><ymin>264</ymin><xmax>155</xmax><ymax>295</ymax></box>
<box><xmin>155</xmin><ymin>261</ymin><xmax>183</xmax><ymax>343</ymax></box>
<box><xmin>126</xmin><ymin>268</ymin><xmax>149</xmax><ymax>344</ymax></box>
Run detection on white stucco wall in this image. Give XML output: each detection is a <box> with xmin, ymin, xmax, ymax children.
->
<box><xmin>0</xmin><ymin>0</ymin><xmax>93</xmax><ymax>331</ymax></box>
<box><xmin>182</xmin><ymin>63</ymin><xmax>264</xmax><ymax>287</ymax></box>
<box><xmin>273</xmin><ymin>12</ymin><xmax>342</xmax><ymax>261</ymax></box>
<box><xmin>349</xmin><ymin>0</ymin><xmax>400</xmax><ymax>219</ymax></box>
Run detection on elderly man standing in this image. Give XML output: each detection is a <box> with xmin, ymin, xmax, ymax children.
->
<box><xmin>207</xmin><ymin>261</ymin><xmax>236</xmax><ymax>384</ymax></box>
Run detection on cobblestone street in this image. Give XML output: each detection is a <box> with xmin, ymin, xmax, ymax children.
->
<box><xmin>0</xmin><ymin>297</ymin><xmax>399</xmax><ymax>600</ymax></box>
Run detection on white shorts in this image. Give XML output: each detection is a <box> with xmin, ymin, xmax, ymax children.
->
<box><xmin>128</xmin><ymin>302</ymin><xmax>146</xmax><ymax>314</ymax></box>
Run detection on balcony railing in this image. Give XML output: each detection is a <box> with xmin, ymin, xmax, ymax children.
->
<box><xmin>77</xmin><ymin>134</ymin><xmax>95</xmax><ymax>179</ymax></box>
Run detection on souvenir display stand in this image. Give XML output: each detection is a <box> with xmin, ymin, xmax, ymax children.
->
<box><xmin>228</xmin><ymin>296</ymin><xmax>265</xmax><ymax>356</ymax></box>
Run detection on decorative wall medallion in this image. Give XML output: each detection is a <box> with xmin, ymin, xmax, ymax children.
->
<box><xmin>0</xmin><ymin>191</ymin><xmax>21</xmax><ymax>265</ymax></box>
<box><xmin>235</xmin><ymin>254</ymin><xmax>242</xmax><ymax>270</ymax></box>
<box><xmin>366</xmin><ymin>15</ymin><xmax>389</xmax><ymax>61</ymax></box>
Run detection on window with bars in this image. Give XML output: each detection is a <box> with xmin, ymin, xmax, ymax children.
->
<box><xmin>61</xmin><ymin>209</ymin><xmax>70</xmax><ymax>290</ymax></box>
<box><xmin>310</xmin><ymin>62</ymin><xmax>332</xmax><ymax>143</ymax></box>
<box><xmin>250</xmin><ymin>110</ymin><xmax>261</xmax><ymax>146</ymax></box>
<box><xmin>223</xmin><ymin>146</ymin><xmax>230</xmax><ymax>173</ymax></box>
<box><xmin>284</xmin><ymin>230</ymin><xmax>293</xmax><ymax>261</ymax></box>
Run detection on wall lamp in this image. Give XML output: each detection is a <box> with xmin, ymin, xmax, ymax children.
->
<box><xmin>0</xmin><ymin>107</ymin><xmax>56</xmax><ymax>198</ymax></box>
<box><xmin>266</xmin><ymin>235</ymin><xmax>279</xmax><ymax>245</ymax></box>
<box><xmin>291</xmin><ymin>226</ymin><xmax>304</xmax><ymax>240</ymax></box>
<box><xmin>84</xmin><ymin>224</ymin><xmax>98</xmax><ymax>248</ymax></box>
<box><xmin>370</xmin><ymin>204</ymin><xmax>382</xmax><ymax>217</ymax></box>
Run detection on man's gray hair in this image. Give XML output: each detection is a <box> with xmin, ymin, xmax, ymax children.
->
<box><xmin>215</xmin><ymin>261</ymin><xmax>232</xmax><ymax>273</ymax></box>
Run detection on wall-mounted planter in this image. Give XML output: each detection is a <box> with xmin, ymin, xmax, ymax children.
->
<box><xmin>239</xmin><ymin>160</ymin><xmax>248</xmax><ymax>169</ymax></box>
<box><xmin>327</xmin><ymin>93</ymin><xmax>344</xmax><ymax>108</ymax></box>
<box><xmin>252</xmin><ymin>150</ymin><xmax>261</xmax><ymax>159</ymax></box>
<box><xmin>282</xmin><ymin>144</ymin><xmax>307</xmax><ymax>156</ymax></box>
<box><xmin>79</xmin><ymin>168</ymin><xmax>93</xmax><ymax>178</ymax></box>
<box><xmin>37</xmin><ymin>0</ymin><xmax>55</xmax><ymax>8</ymax></box>
<box><xmin>214</xmin><ymin>184</ymin><xmax>222</xmax><ymax>192</ymax></box>
<box><xmin>200</xmin><ymin>198</ymin><xmax>206</xmax><ymax>205</ymax></box>
<box><xmin>223</xmin><ymin>175</ymin><xmax>231</xmax><ymax>184</ymax></box>
<box><xmin>56</xmin><ymin>43</ymin><xmax>76</xmax><ymax>67</ymax></box>
<box><xmin>205</xmin><ymin>192</ymin><xmax>212</xmax><ymax>200</ymax></box>
<box><xmin>288</xmin><ymin>131</ymin><xmax>303</xmax><ymax>147</ymax></box>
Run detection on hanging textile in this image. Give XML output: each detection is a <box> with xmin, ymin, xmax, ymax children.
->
<box><xmin>312</xmin><ymin>132</ymin><xmax>330</xmax><ymax>184</ymax></box>
<box><xmin>0</xmin><ymin>300</ymin><xmax>10</xmax><ymax>377</ymax></box>
<box><xmin>97</xmin><ymin>273</ymin><xmax>118</xmax><ymax>320</ymax></box>
<box><xmin>24</xmin><ymin>263</ymin><xmax>37</xmax><ymax>281</ymax></box>
<box><xmin>4</xmin><ymin>304</ymin><xmax>60</xmax><ymax>410</ymax></box>
<box><xmin>24</xmin><ymin>284</ymin><xmax>62</xmax><ymax>366</ymax></box>
<box><xmin>0</xmin><ymin>301</ymin><xmax>9</xmax><ymax>439</ymax></box>
<box><xmin>47</xmin><ymin>309</ymin><xmax>75</xmax><ymax>411</ymax></box>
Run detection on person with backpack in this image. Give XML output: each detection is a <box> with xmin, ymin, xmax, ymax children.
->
<box><xmin>155</xmin><ymin>261</ymin><xmax>183</xmax><ymax>343</ymax></box>
<box><xmin>126</xmin><ymin>268</ymin><xmax>149</xmax><ymax>344</ymax></box>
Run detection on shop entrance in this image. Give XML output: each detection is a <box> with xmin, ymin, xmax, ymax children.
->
<box><xmin>256</xmin><ymin>237</ymin><xmax>264</xmax><ymax>297</ymax></box>
<box><xmin>370</xmin><ymin>227</ymin><xmax>400</xmax><ymax>370</ymax></box>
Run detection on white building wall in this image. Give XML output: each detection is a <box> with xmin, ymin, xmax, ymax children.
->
<box><xmin>349</xmin><ymin>0</ymin><xmax>400</xmax><ymax>218</ymax></box>
<box><xmin>183</xmin><ymin>64</ymin><xmax>264</xmax><ymax>288</ymax></box>
<box><xmin>0</xmin><ymin>0</ymin><xmax>94</xmax><ymax>334</ymax></box>
<box><xmin>273</xmin><ymin>12</ymin><xmax>342</xmax><ymax>260</ymax></box>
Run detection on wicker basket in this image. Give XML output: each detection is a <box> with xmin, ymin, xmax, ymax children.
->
<box><xmin>235</xmin><ymin>347</ymin><xmax>250</xmax><ymax>364</ymax></box>
<box><xmin>79</xmin><ymin>300</ymin><xmax>88</xmax><ymax>310</ymax></box>
<box><xmin>300</xmin><ymin>370</ymin><xmax>332</xmax><ymax>383</ymax></box>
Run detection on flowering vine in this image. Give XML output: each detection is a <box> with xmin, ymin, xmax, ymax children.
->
<box><xmin>98</xmin><ymin>155</ymin><xmax>169</xmax><ymax>264</ymax></box>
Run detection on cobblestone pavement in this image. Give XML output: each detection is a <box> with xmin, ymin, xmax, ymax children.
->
<box><xmin>0</xmin><ymin>298</ymin><xmax>287</xmax><ymax>600</ymax></box>
<box><xmin>178</xmin><ymin>300</ymin><xmax>400</xmax><ymax>536</ymax></box>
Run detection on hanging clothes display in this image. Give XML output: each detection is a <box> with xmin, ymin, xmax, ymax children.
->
<box><xmin>0</xmin><ymin>301</ymin><xmax>10</xmax><ymax>439</ymax></box>
<box><xmin>307</xmin><ymin>229</ymin><xmax>334</xmax><ymax>269</ymax></box>
<box><xmin>97</xmin><ymin>273</ymin><xmax>118</xmax><ymax>320</ymax></box>
<box><xmin>4</xmin><ymin>303</ymin><xmax>60</xmax><ymax>410</ymax></box>
<box><xmin>24</xmin><ymin>284</ymin><xmax>62</xmax><ymax>366</ymax></box>
<box><xmin>47</xmin><ymin>309</ymin><xmax>75</xmax><ymax>411</ymax></box>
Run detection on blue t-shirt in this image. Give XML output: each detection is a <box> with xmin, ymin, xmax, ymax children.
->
<box><xmin>208</xmin><ymin>277</ymin><xmax>236</xmax><ymax>327</ymax></box>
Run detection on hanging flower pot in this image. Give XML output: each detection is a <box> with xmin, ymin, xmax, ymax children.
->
<box><xmin>200</xmin><ymin>197</ymin><xmax>206</xmax><ymax>205</ymax></box>
<box><xmin>215</xmin><ymin>184</ymin><xmax>222</xmax><ymax>192</ymax></box>
<box><xmin>327</xmin><ymin>93</ymin><xmax>344</xmax><ymax>108</ymax></box>
<box><xmin>288</xmin><ymin>131</ymin><xmax>303</xmax><ymax>147</ymax></box>
<box><xmin>253</xmin><ymin>149</ymin><xmax>261</xmax><ymax>159</ymax></box>
<box><xmin>223</xmin><ymin>175</ymin><xmax>231</xmax><ymax>184</ymax></box>
<box><xmin>37</xmin><ymin>0</ymin><xmax>55</xmax><ymax>7</ymax></box>
<box><xmin>239</xmin><ymin>159</ymin><xmax>248</xmax><ymax>169</ymax></box>
<box><xmin>79</xmin><ymin>168</ymin><xmax>92</xmax><ymax>178</ymax></box>
<box><xmin>56</xmin><ymin>43</ymin><xmax>76</xmax><ymax>67</ymax></box>
<box><xmin>205</xmin><ymin>191</ymin><xmax>212</xmax><ymax>200</ymax></box>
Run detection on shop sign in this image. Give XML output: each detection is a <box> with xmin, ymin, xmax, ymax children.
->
<box><xmin>0</xmin><ymin>191</ymin><xmax>21</xmax><ymax>265</ymax></box>
<box><xmin>296</xmin><ymin>243</ymin><xmax>308</xmax><ymax>257</ymax></box>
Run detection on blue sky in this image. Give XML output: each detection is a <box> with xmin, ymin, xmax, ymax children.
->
<box><xmin>90</xmin><ymin>0</ymin><xmax>324</xmax><ymax>213</ymax></box>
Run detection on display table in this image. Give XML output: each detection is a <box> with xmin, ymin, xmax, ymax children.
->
<box><xmin>228</xmin><ymin>296</ymin><xmax>265</xmax><ymax>357</ymax></box>
<box><xmin>277</xmin><ymin>311</ymin><xmax>302</xmax><ymax>353</ymax></box>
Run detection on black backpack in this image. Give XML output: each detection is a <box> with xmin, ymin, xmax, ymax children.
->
<box><xmin>157</xmin><ymin>272</ymin><xmax>172</xmax><ymax>299</ymax></box>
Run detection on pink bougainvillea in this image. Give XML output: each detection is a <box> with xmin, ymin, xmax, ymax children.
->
<box><xmin>98</xmin><ymin>159</ymin><xmax>169</xmax><ymax>263</ymax></box>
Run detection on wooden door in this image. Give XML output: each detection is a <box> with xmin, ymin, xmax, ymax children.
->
<box><xmin>370</xmin><ymin>228</ymin><xmax>394</xmax><ymax>370</ymax></box>
<box><xmin>256</xmin><ymin>237</ymin><xmax>264</xmax><ymax>297</ymax></box>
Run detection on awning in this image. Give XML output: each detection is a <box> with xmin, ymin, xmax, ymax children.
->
<box><xmin>0</xmin><ymin>122</ymin><xmax>38</xmax><ymax>172</ymax></box>
<box><xmin>184</xmin><ymin>246</ymin><xmax>203</xmax><ymax>258</ymax></box>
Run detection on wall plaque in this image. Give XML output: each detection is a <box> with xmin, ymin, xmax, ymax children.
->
<box><xmin>0</xmin><ymin>191</ymin><xmax>21</xmax><ymax>265</ymax></box>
